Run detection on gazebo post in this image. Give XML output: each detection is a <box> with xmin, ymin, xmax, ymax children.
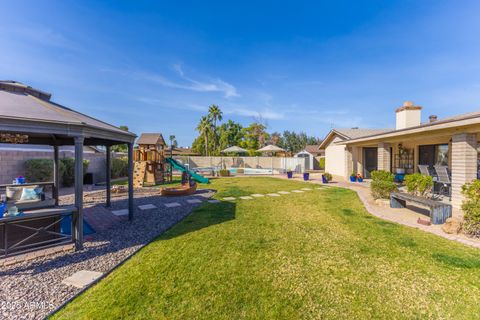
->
<box><xmin>53</xmin><ymin>145</ymin><xmax>60</xmax><ymax>206</ymax></box>
<box><xmin>106</xmin><ymin>145</ymin><xmax>111</xmax><ymax>208</ymax></box>
<box><xmin>127</xmin><ymin>142</ymin><xmax>134</xmax><ymax>221</ymax></box>
<box><xmin>74</xmin><ymin>136</ymin><xmax>84</xmax><ymax>250</ymax></box>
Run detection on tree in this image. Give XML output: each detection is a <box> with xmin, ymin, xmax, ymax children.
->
<box><xmin>196</xmin><ymin>116</ymin><xmax>213</xmax><ymax>156</ymax></box>
<box><xmin>208</xmin><ymin>104</ymin><xmax>223</xmax><ymax>154</ymax></box>
<box><xmin>218</xmin><ymin>120</ymin><xmax>244</xmax><ymax>151</ymax></box>
<box><xmin>169</xmin><ymin>134</ymin><xmax>177</xmax><ymax>156</ymax></box>
<box><xmin>111</xmin><ymin>125</ymin><xmax>130</xmax><ymax>153</ymax></box>
<box><xmin>269</xmin><ymin>132</ymin><xmax>281</xmax><ymax>146</ymax></box>
<box><xmin>240</xmin><ymin>122</ymin><xmax>267</xmax><ymax>155</ymax></box>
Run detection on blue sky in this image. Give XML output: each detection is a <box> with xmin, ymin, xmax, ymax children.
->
<box><xmin>1</xmin><ymin>1</ymin><xmax>480</xmax><ymax>146</ymax></box>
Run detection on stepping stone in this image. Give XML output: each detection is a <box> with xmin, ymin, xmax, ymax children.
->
<box><xmin>111</xmin><ymin>209</ymin><xmax>128</xmax><ymax>216</ymax></box>
<box><xmin>62</xmin><ymin>270</ymin><xmax>103</xmax><ymax>288</ymax></box>
<box><xmin>278</xmin><ymin>191</ymin><xmax>290</xmax><ymax>194</ymax></box>
<box><xmin>301</xmin><ymin>188</ymin><xmax>312</xmax><ymax>191</ymax></box>
<box><xmin>223</xmin><ymin>197</ymin><xmax>236</xmax><ymax>201</ymax></box>
<box><xmin>208</xmin><ymin>199</ymin><xmax>221</xmax><ymax>203</ymax></box>
<box><xmin>267</xmin><ymin>193</ymin><xmax>280</xmax><ymax>197</ymax></box>
<box><xmin>164</xmin><ymin>202</ymin><xmax>181</xmax><ymax>208</ymax></box>
<box><xmin>240</xmin><ymin>196</ymin><xmax>254</xmax><ymax>200</ymax></box>
<box><xmin>251</xmin><ymin>194</ymin><xmax>264</xmax><ymax>197</ymax></box>
<box><xmin>187</xmin><ymin>199</ymin><xmax>202</xmax><ymax>204</ymax></box>
<box><xmin>138</xmin><ymin>204</ymin><xmax>157</xmax><ymax>210</ymax></box>
<box><xmin>291</xmin><ymin>190</ymin><xmax>304</xmax><ymax>193</ymax></box>
<box><xmin>315</xmin><ymin>187</ymin><xmax>324</xmax><ymax>190</ymax></box>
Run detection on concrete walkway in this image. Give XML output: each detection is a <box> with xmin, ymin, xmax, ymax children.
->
<box><xmin>276</xmin><ymin>173</ymin><xmax>480</xmax><ymax>249</ymax></box>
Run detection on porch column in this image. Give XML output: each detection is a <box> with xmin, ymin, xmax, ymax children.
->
<box><xmin>352</xmin><ymin>146</ymin><xmax>359</xmax><ymax>174</ymax></box>
<box><xmin>53</xmin><ymin>145</ymin><xmax>60</xmax><ymax>206</ymax></box>
<box><xmin>106</xmin><ymin>145</ymin><xmax>111</xmax><ymax>208</ymax></box>
<box><xmin>451</xmin><ymin>133</ymin><xmax>477</xmax><ymax>210</ymax></box>
<box><xmin>378</xmin><ymin>142</ymin><xmax>391</xmax><ymax>172</ymax></box>
<box><xmin>127</xmin><ymin>142</ymin><xmax>135</xmax><ymax>221</ymax></box>
<box><xmin>74</xmin><ymin>136</ymin><xmax>84</xmax><ymax>250</ymax></box>
<box><xmin>345</xmin><ymin>147</ymin><xmax>353</xmax><ymax>178</ymax></box>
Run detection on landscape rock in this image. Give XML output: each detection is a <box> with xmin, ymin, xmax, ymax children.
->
<box><xmin>442</xmin><ymin>217</ymin><xmax>463</xmax><ymax>234</ymax></box>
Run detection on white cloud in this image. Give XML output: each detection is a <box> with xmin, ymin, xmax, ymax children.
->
<box><xmin>225</xmin><ymin>107</ymin><xmax>285</xmax><ymax>120</ymax></box>
<box><xmin>142</xmin><ymin>64</ymin><xmax>239</xmax><ymax>99</ymax></box>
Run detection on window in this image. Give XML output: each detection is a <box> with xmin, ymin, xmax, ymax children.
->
<box><xmin>419</xmin><ymin>144</ymin><xmax>449</xmax><ymax>168</ymax></box>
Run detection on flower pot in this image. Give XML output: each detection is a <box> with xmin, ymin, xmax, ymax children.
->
<box><xmin>322</xmin><ymin>175</ymin><xmax>328</xmax><ymax>184</ymax></box>
<box><xmin>287</xmin><ymin>171</ymin><xmax>293</xmax><ymax>179</ymax></box>
<box><xmin>349</xmin><ymin>176</ymin><xmax>357</xmax><ymax>182</ymax></box>
<box><xmin>15</xmin><ymin>177</ymin><xmax>25</xmax><ymax>184</ymax></box>
<box><xmin>357</xmin><ymin>177</ymin><xmax>363</xmax><ymax>183</ymax></box>
<box><xmin>303</xmin><ymin>172</ymin><xmax>310</xmax><ymax>181</ymax></box>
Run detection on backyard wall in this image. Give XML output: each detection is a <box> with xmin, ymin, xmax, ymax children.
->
<box><xmin>173</xmin><ymin>156</ymin><xmax>306</xmax><ymax>174</ymax></box>
<box><xmin>0</xmin><ymin>147</ymin><xmax>123</xmax><ymax>184</ymax></box>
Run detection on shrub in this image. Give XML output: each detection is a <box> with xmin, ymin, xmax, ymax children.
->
<box><xmin>111</xmin><ymin>157</ymin><xmax>128</xmax><ymax>179</ymax></box>
<box><xmin>25</xmin><ymin>159</ymin><xmax>53</xmax><ymax>182</ymax></box>
<box><xmin>404</xmin><ymin>173</ymin><xmax>433</xmax><ymax>197</ymax></box>
<box><xmin>60</xmin><ymin>158</ymin><xmax>90</xmax><ymax>187</ymax></box>
<box><xmin>323</xmin><ymin>172</ymin><xmax>332</xmax><ymax>182</ymax></box>
<box><xmin>219</xmin><ymin>169</ymin><xmax>230</xmax><ymax>177</ymax></box>
<box><xmin>319</xmin><ymin>157</ymin><xmax>325</xmax><ymax>170</ymax></box>
<box><xmin>461</xmin><ymin>180</ymin><xmax>480</xmax><ymax>236</ymax></box>
<box><xmin>370</xmin><ymin>170</ymin><xmax>397</xmax><ymax>199</ymax></box>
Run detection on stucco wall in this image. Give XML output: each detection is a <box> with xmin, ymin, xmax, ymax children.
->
<box><xmin>325</xmin><ymin>136</ymin><xmax>347</xmax><ymax>178</ymax></box>
<box><xmin>0</xmin><ymin>150</ymin><xmax>111</xmax><ymax>184</ymax></box>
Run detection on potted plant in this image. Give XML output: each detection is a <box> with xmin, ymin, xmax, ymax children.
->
<box><xmin>322</xmin><ymin>172</ymin><xmax>332</xmax><ymax>184</ymax></box>
<box><xmin>356</xmin><ymin>174</ymin><xmax>363</xmax><ymax>183</ymax></box>
<box><xmin>349</xmin><ymin>173</ymin><xmax>357</xmax><ymax>182</ymax></box>
<box><xmin>303</xmin><ymin>172</ymin><xmax>310</xmax><ymax>181</ymax></box>
<box><xmin>287</xmin><ymin>169</ymin><xmax>293</xmax><ymax>179</ymax></box>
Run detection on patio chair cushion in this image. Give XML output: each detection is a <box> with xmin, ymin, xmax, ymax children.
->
<box><xmin>6</xmin><ymin>186</ymin><xmax>23</xmax><ymax>201</ymax></box>
<box><xmin>20</xmin><ymin>187</ymin><xmax>41</xmax><ymax>201</ymax></box>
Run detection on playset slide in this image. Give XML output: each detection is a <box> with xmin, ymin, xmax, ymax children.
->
<box><xmin>166</xmin><ymin>158</ymin><xmax>209</xmax><ymax>184</ymax></box>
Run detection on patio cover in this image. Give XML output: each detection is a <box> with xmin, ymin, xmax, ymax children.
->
<box><xmin>0</xmin><ymin>80</ymin><xmax>137</xmax><ymax>250</ymax></box>
<box><xmin>257</xmin><ymin>145</ymin><xmax>286</xmax><ymax>152</ymax></box>
<box><xmin>221</xmin><ymin>146</ymin><xmax>248</xmax><ymax>153</ymax></box>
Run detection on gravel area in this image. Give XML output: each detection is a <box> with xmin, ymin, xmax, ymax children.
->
<box><xmin>0</xmin><ymin>187</ymin><xmax>215</xmax><ymax>320</ymax></box>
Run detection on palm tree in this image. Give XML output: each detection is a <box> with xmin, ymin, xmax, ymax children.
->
<box><xmin>208</xmin><ymin>105</ymin><xmax>223</xmax><ymax>154</ymax></box>
<box><xmin>169</xmin><ymin>135</ymin><xmax>177</xmax><ymax>157</ymax></box>
<box><xmin>196</xmin><ymin>116</ymin><xmax>212</xmax><ymax>156</ymax></box>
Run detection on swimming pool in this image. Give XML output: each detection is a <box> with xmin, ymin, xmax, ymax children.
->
<box><xmin>227</xmin><ymin>168</ymin><xmax>273</xmax><ymax>175</ymax></box>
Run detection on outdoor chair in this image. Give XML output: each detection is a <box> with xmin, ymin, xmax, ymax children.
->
<box><xmin>418</xmin><ymin>164</ymin><xmax>433</xmax><ymax>177</ymax></box>
<box><xmin>434</xmin><ymin>165</ymin><xmax>452</xmax><ymax>201</ymax></box>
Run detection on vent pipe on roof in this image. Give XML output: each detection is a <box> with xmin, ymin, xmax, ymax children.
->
<box><xmin>429</xmin><ymin>115</ymin><xmax>438</xmax><ymax>123</ymax></box>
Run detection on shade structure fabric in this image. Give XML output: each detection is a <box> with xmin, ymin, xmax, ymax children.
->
<box><xmin>257</xmin><ymin>145</ymin><xmax>285</xmax><ymax>152</ymax></box>
<box><xmin>221</xmin><ymin>146</ymin><xmax>248</xmax><ymax>153</ymax></box>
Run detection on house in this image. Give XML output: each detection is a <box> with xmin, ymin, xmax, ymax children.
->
<box><xmin>321</xmin><ymin>101</ymin><xmax>480</xmax><ymax>211</ymax></box>
<box><xmin>294</xmin><ymin>145</ymin><xmax>325</xmax><ymax>170</ymax></box>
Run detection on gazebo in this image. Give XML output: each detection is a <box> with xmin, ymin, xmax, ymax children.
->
<box><xmin>0</xmin><ymin>81</ymin><xmax>136</xmax><ymax>256</ymax></box>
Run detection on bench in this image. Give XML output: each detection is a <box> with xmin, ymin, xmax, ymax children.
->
<box><xmin>390</xmin><ymin>192</ymin><xmax>452</xmax><ymax>225</ymax></box>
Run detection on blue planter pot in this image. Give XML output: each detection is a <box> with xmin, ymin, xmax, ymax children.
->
<box><xmin>303</xmin><ymin>172</ymin><xmax>310</xmax><ymax>181</ymax></box>
<box><xmin>322</xmin><ymin>175</ymin><xmax>328</xmax><ymax>184</ymax></box>
<box><xmin>15</xmin><ymin>177</ymin><xmax>25</xmax><ymax>184</ymax></box>
<box><xmin>287</xmin><ymin>171</ymin><xmax>293</xmax><ymax>179</ymax></box>
<box><xmin>350</xmin><ymin>176</ymin><xmax>357</xmax><ymax>182</ymax></box>
<box><xmin>357</xmin><ymin>177</ymin><xmax>363</xmax><ymax>183</ymax></box>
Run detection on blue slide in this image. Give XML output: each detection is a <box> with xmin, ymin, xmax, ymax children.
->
<box><xmin>166</xmin><ymin>158</ymin><xmax>209</xmax><ymax>184</ymax></box>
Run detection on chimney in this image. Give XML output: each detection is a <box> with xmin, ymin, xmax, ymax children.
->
<box><xmin>395</xmin><ymin>101</ymin><xmax>422</xmax><ymax>130</ymax></box>
<box><xmin>429</xmin><ymin>115</ymin><xmax>438</xmax><ymax>123</ymax></box>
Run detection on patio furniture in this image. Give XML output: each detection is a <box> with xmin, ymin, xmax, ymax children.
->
<box><xmin>433</xmin><ymin>165</ymin><xmax>452</xmax><ymax>200</ymax></box>
<box><xmin>417</xmin><ymin>164</ymin><xmax>432</xmax><ymax>177</ymax></box>
<box><xmin>390</xmin><ymin>192</ymin><xmax>452</xmax><ymax>224</ymax></box>
<box><xmin>0</xmin><ymin>182</ymin><xmax>55</xmax><ymax>211</ymax></box>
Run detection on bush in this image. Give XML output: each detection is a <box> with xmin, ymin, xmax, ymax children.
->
<box><xmin>25</xmin><ymin>159</ymin><xmax>54</xmax><ymax>182</ymax></box>
<box><xmin>60</xmin><ymin>158</ymin><xmax>90</xmax><ymax>187</ymax></box>
<box><xmin>111</xmin><ymin>157</ymin><xmax>128</xmax><ymax>179</ymax></box>
<box><xmin>219</xmin><ymin>169</ymin><xmax>230</xmax><ymax>177</ymax></box>
<box><xmin>404</xmin><ymin>173</ymin><xmax>433</xmax><ymax>197</ymax></box>
<box><xmin>323</xmin><ymin>172</ymin><xmax>332</xmax><ymax>182</ymax></box>
<box><xmin>461</xmin><ymin>180</ymin><xmax>480</xmax><ymax>236</ymax></box>
<box><xmin>319</xmin><ymin>157</ymin><xmax>325</xmax><ymax>170</ymax></box>
<box><xmin>370</xmin><ymin>170</ymin><xmax>397</xmax><ymax>199</ymax></box>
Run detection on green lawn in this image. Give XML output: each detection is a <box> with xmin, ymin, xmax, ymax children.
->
<box><xmin>53</xmin><ymin>177</ymin><xmax>480</xmax><ymax>319</ymax></box>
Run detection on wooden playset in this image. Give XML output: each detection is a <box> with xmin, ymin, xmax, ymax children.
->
<box><xmin>133</xmin><ymin>133</ymin><xmax>172</xmax><ymax>188</ymax></box>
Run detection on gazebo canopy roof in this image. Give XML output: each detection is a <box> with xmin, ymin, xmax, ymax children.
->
<box><xmin>221</xmin><ymin>146</ymin><xmax>248</xmax><ymax>153</ymax></box>
<box><xmin>0</xmin><ymin>81</ymin><xmax>136</xmax><ymax>146</ymax></box>
<box><xmin>257</xmin><ymin>144</ymin><xmax>285</xmax><ymax>152</ymax></box>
